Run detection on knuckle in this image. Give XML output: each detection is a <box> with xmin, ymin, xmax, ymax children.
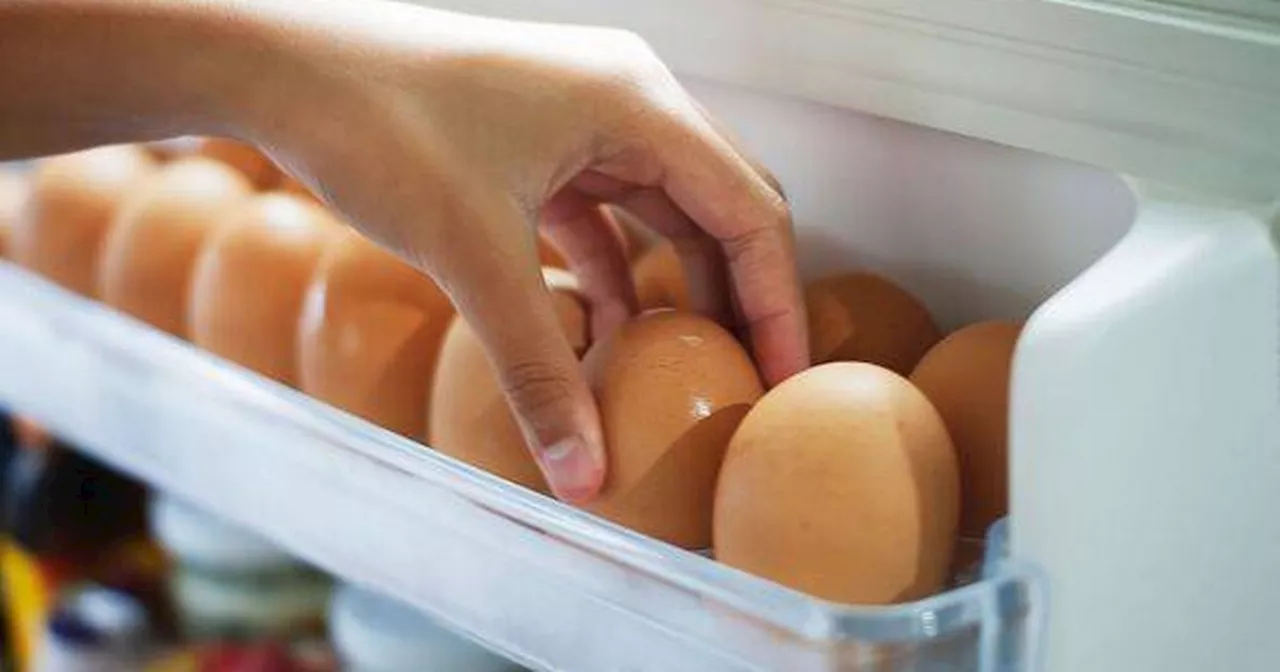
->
<box><xmin>580</xmin><ymin>31</ymin><xmax>676</xmax><ymax>112</ymax></box>
<box><xmin>721</xmin><ymin>227</ymin><xmax>767</xmax><ymax>263</ymax></box>
<box><xmin>762</xmin><ymin>193</ymin><xmax>793</xmax><ymax>231</ymax></box>
<box><xmin>761</xmin><ymin>170</ymin><xmax>788</xmax><ymax>202</ymax></box>
<box><xmin>722</xmin><ymin>222</ymin><xmax>786</xmax><ymax>272</ymax></box>
<box><xmin>500</xmin><ymin>359</ymin><xmax>575</xmax><ymax>418</ymax></box>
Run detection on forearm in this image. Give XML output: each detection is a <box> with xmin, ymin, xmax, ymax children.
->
<box><xmin>0</xmin><ymin>0</ymin><xmax>527</xmax><ymax>160</ymax></box>
<box><xmin>0</xmin><ymin>0</ymin><xmax>288</xmax><ymax>157</ymax></box>
<box><xmin>0</xmin><ymin>0</ymin><xmax>384</xmax><ymax>159</ymax></box>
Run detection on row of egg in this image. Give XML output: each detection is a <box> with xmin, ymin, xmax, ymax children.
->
<box><xmin>0</xmin><ymin>141</ymin><xmax>1019</xmax><ymax>606</ymax></box>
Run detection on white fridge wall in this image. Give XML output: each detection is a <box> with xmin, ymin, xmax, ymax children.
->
<box><xmin>1013</xmin><ymin>191</ymin><xmax>1280</xmax><ymax>672</ymax></box>
<box><xmin>684</xmin><ymin>77</ymin><xmax>1137</xmax><ymax>329</ymax></box>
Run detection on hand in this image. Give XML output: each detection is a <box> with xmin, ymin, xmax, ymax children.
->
<box><xmin>246</xmin><ymin>2</ymin><xmax>808</xmax><ymax>502</ymax></box>
<box><xmin>0</xmin><ymin>0</ymin><xmax>809</xmax><ymax>503</ymax></box>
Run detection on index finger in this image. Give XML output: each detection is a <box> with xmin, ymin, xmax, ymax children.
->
<box><xmin>653</xmin><ymin>110</ymin><xmax>809</xmax><ymax>386</ymax></box>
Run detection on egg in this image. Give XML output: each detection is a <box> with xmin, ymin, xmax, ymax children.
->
<box><xmin>714</xmin><ymin>362</ymin><xmax>960</xmax><ymax>604</ymax></box>
<box><xmin>98</xmin><ymin>158</ymin><xmax>254</xmax><ymax>337</ymax></box>
<box><xmin>583</xmin><ymin>310</ymin><xmax>762</xmax><ymax>549</ymax></box>
<box><xmin>188</xmin><ymin>193</ymin><xmax>341</xmax><ymax>386</ymax></box>
<box><xmin>911</xmin><ymin>320</ymin><xmax>1020</xmax><ymax>541</ymax></box>
<box><xmin>0</xmin><ymin>167</ymin><xmax>27</xmax><ymax>258</ymax></box>
<box><xmin>543</xmin><ymin>268</ymin><xmax>590</xmax><ymax>353</ymax></box>
<box><xmin>278</xmin><ymin>175</ymin><xmax>323</xmax><ymax>204</ymax></box>
<box><xmin>804</xmin><ymin>271</ymin><xmax>942</xmax><ymax>374</ymax></box>
<box><xmin>143</xmin><ymin>136</ymin><xmax>202</xmax><ymax>162</ymax></box>
<box><xmin>194</xmin><ymin>138</ymin><xmax>282</xmax><ymax>190</ymax></box>
<box><xmin>298</xmin><ymin>229</ymin><xmax>454</xmax><ymax>439</ymax></box>
<box><xmin>536</xmin><ymin>235</ymin><xmax>569</xmax><ymax>270</ymax></box>
<box><xmin>11</xmin><ymin>146</ymin><xmax>157</xmax><ymax>297</ymax></box>
<box><xmin>632</xmin><ymin>241</ymin><xmax>690</xmax><ymax>311</ymax></box>
<box><xmin>428</xmin><ymin>270</ymin><xmax>587</xmax><ymax>493</ymax></box>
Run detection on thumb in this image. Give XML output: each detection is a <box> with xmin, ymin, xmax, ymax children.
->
<box><xmin>451</xmin><ymin>253</ymin><xmax>606</xmax><ymax>504</ymax></box>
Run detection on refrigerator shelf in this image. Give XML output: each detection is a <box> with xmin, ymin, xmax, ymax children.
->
<box><xmin>0</xmin><ymin>262</ymin><xmax>1045</xmax><ymax>671</ymax></box>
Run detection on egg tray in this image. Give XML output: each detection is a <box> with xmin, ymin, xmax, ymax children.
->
<box><xmin>0</xmin><ymin>262</ymin><xmax>1045</xmax><ymax>672</ymax></box>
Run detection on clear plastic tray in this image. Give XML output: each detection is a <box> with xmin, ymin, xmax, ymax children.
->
<box><xmin>0</xmin><ymin>263</ymin><xmax>1045</xmax><ymax>671</ymax></box>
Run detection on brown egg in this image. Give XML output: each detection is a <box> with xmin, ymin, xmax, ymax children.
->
<box><xmin>428</xmin><ymin>271</ymin><xmax>587</xmax><ymax>493</ymax></box>
<box><xmin>12</xmin><ymin>146</ymin><xmax>157</xmax><ymax>297</ymax></box>
<box><xmin>541</xmin><ymin>268</ymin><xmax>590</xmax><ymax>354</ymax></box>
<box><xmin>805</xmin><ymin>271</ymin><xmax>942</xmax><ymax>374</ymax></box>
<box><xmin>298</xmin><ymin>229</ymin><xmax>454</xmax><ymax>439</ymax></box>
<box><xmin>632</xmin><ymin>241</ymin><xmax>690</xmax><ymax>311</ymax></box>
<box><xmin>535</xmin><ymin>235</ymin><xmax>569</xmax><ymax>270</ymax></box>
<box><xmin>143</xmin><ymin>136</ymin><xmax>202</xmax><ymax>162</ymax></box>
<box><xmin>278</xmin><ymin>175</ymin><xmax>323</xmax><ymax>204</ymax></box>
<box><xmin>583</xmin><ymin>310</ymin><xmax>762</xmax><ymax>549</ymax></box>
<box><xmin>714</xmin><ymin>362</ymin><xmax>960</xmax><ymax>604</ymax></box>
<box><xmin>194</xmin><ymin>138</ymin><xmax>282</xmax><ymax>190</ymax></box>
<box><xmin>0</xmin><ymin>167</ymin><xmax>27</xmax><ymax>258</ymax></box>
<box><xmin>98</xmin><ymin>158</ymin><xmax>254</xmax><ymax>337</ymax></box>
<box><xmin>188</xmin><ymin>193</ymin><xmax>341</xmax><ymax>386</ymax></box>
<box><xmin>911</xmin><ymin>320</ymin><xmax>1020</xmax><ymax>540</ymax></box>
<box><xmin>950</xmin><ymin>538</ymin><xmax>987</xmax><ymax>586</ymax></box>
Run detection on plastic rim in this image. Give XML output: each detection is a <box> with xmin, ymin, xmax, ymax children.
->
<box><xmin>328</xmin><ymin>583</ymin><xmax>516</xmax><ymax>672</ymax></box>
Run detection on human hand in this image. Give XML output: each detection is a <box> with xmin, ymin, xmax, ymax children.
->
<box><xmin>237</xmin><ymin>1</ymin><xmax>809</xmax><ymax>502</ymax></box>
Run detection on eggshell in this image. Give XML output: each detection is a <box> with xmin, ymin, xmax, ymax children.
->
<box><xmin>0</xmin><ymin>167</ymin><xmax>27</xmax><ymax>258</ymax></box>
<box><xmin>804</xmin><ymin>271</ymin><xmax>942</xmax><ymax>374</ymax></box>
<box><xmin>194</xmin><ymin>138</ymin><xmax>282</xmax><ymax>190</ymax></box>
<box><xmin>11</xmin><ymin>146</ymin><xmax>157</xmax><ymax>297</ymax></box>
<box><xmin>188</xmin><ymin>193</ymin><xmax>341</xmax><ymax>386</ymax></box>
<box><xmin>98</xmin><ymin>157</ymin><xmax>254</xmax><ymax>337</ymax></box>
<box><xmin>911</xmin><ymin>320</ymin><xmax>1020</xmax><ymax>540</ymax></box>
<box><xmin>714</xmin><ymin>362</ymin><xmax>960</xmax><ymax>604</ymax></box>
<box><xmin>536</xmin><ymin>235</ymin><xmax>569</xmax><ymax>270</ymax></box>
<box><xmin>298</xmin><ymin>229</ymin><xmax>454</xmax><ymax>439</ymax></box>
<box><xmin>278</xmin><ymin>175</ymin><xmax>323</xmax><ymax>204</ymax></box>
<box><xmin>427</xmin><ymin>271</ymin><xmax>587</xmax><ymax>493</ymax></box>
<box><xmin>143</xmin><ymin>136</ymin><xmax>202</xmax><ymax>162</ymax></box>
<box><xmin>583</xmin><ymin>310</ymin><xmax>762</xmax><ymax>549</ymax></box>
<box><xmin>540</xmin><ymin>268</ymin><xmax>590</xmax><ymax>355</ymax></box>
<box><xmin>632</xmin><ymin>241</ymin><xmax>690</xmax><ymax>311</ymax></box>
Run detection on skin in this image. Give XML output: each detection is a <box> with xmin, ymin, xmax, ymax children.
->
<box><xmin>0</xmin><ymin>0</ymin><xmax>808</xmax><ymax>503</ymax></box>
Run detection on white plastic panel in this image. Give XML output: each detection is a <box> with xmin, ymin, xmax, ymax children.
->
<box><xmin>1012</xmin><ymin>190</ymin><xmax>1280</xmax><ymax>672</ymax></box>
<box><xmin>685</xmin><ymin>77</ymin><xmax>1136</xmax><ymax>328</ymax></box>
<box><xmin>418</xmin><ymin>0</ymin><xmax>1280</xmax><ymax>201</ymax></box>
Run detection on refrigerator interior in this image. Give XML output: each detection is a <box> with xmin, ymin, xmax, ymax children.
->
<box><xmin>0</xmin><ymin>1</ymin><xmax>1276</xmax><ymax>671</ymax></box>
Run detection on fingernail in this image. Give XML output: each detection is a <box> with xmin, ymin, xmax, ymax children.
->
<box><xmin>540</xmin><ymin>436</ymin><xmax>603</xmax><ymax>503</ymax></box>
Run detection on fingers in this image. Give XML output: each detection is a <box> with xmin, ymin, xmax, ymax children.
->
<box><xmin>690</xmin><ymin>100</ymin><xmax>787</xmax><ymax>200</ymax></box>
<box><xmin>438</xmin><ymin>198</ymin><xmax>606</xmax><ymax>503</ymax></box>
<box><xmin>610</xmin><ymin>187</ymin><xmax>732</xmax><ymax>327</ymax></box>
<box><xmin>653</xmin><ymin>111</ymin><xmax>809</xmax><ymax>386</ymax></box>
<box><xmin>541</xmin><ymin>188</ymin><xmax>638</xmax><ymax>342</ymax></box>
<box><xmin>567</xmin><ymin>171</ymin><xmax>732</xmax><ymax>327</ymax></box>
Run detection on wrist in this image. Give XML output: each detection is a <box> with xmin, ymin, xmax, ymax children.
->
<box><xmin>176</xmin><ymin>3</ymin><xmax>326</xmax><ymax>145</ymax></box>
